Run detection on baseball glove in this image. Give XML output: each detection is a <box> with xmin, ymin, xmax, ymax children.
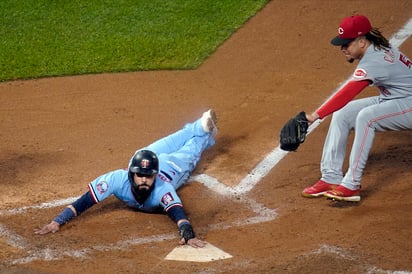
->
<box><xmin>279</xmin><ymin>111</ymin><xmax>309</xmax><ymax>151</ymax></box>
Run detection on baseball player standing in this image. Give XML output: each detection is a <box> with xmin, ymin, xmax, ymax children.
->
<box><xmin>34</xmin><ymin>109</ymin><xmax>218</xmax><ymax>248</ymax></box>
<box><xmin>301</xmin><ymin>15</ymin><xmax>412</xmax><ymax>202</ymax></box>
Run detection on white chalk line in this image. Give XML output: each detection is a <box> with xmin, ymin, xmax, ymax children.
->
<box><xmin>11</xmin><ymin>233</ymin><xmax>176</xmax><ymax>265</ymax></box>
<box><xmin>391</xmin><ymin>18</ymin><xmax>412</xmax><ymax>48</ymax></box>
<box><xmin>2</xmin><ymin>17</ymin><xmax>412</xmax><ymax>269</ymax></box>
<box><xmin>309</xmin><ymin>244</ymin><xmax>412</xmax><ymax>274</ymax></box>
<box><xmin>0</xmin><ymin>197</ymin><xmax>79</xmax><ymax>216</ymax></box>
<box><xmin>0</xmin><ymin>224</ymin><xmax>30</xmax><ymax>250</ymax></box>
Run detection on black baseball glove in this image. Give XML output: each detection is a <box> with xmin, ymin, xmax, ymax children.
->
<box><xmin>279</xmin><ymin>111</ymin><xmax>309</xmax><ymax>151</ymax></box>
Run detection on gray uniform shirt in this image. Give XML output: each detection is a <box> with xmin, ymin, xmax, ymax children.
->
<box><xmin>352</xmin><ymin>45</ymin><xmax>412</xmax><ymax>100</ymax></box>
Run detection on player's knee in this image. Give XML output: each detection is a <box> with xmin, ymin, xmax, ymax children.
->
<box><xmin>331</xmin><ymin>107</ymin><xmax>352</xmax><ymax>125</ymax></box>
<box><xmin>356</xmin><ymin>108</ymin><xmax>377</xmax><ymax>129</ymax></box>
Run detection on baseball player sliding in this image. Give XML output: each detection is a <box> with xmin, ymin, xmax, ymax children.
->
<box><xmin>284</xmin><ymin>15</ymin><xmax>412</xmax><ymax>202</ymax></box>
<box><xmin>35</xmin><ymin>109</ymin><xmax>218</xmax><ymax>248</ymax></box>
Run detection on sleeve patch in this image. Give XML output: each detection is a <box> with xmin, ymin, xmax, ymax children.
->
<box><xmin>96</xmin><ymin>181</ymin><xmax>109</xmax><ymax>194</ymax></box>
<box><xmin>353</xmin><ymin>68</ymin><xmax>367</xmax><ymax>79</ymax></box>
<box><xmin>161</xmin><ymin>192</ymin><xmax>175</xmax><ymax>206</ymax></box>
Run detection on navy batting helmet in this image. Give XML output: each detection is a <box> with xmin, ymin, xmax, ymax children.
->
<box><xmin>129</xmin><ymin>150</ymin><xmax>159</xmax><ymax>178</ymax></box>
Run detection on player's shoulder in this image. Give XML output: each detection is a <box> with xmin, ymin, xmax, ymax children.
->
<box><xmin>153</xmin><ymin>179</ymin><xmax>179</xmax><ymax>198</ymax></box>
<box><xmin>153</xmin><ymin>178</ymin><xmax>175</xmax><ymax>191</ymax></box>
<box><xmin>107</xmin><ymin>169</ymin><xmax>129</xmax><ymax>180</ymax></box>
<box><xmin>97</xmin><ymin>169</ymin><xmax>129</xmax><ymax>189</ymax></box>
<box><xmin>149</xmin><ymin>180</ymin><xmax>180</xmax><ymax>206</ymax></box>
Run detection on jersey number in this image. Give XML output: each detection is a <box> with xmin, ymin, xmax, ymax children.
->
<box><xmin>400</xmin><ymin>54</ymin><xmax>412</xmax><ymax>69</ymax></box>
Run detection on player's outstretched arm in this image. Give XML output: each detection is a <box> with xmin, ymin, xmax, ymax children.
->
<box><xmin>166</xmin><ymin>203</ymin><xmax>206</xmax><ymax>247</ymax></box>
<box><xmin>34</xmin><ymin>191</ymin><xmax>96</xmax><ymax>235</ymax></box>
<box><xmin>34</xmin><ymin>221</ymin><xmax>60</xmax><ymax>235</ymax></box>
<box><xmin>33</xmin><ymin>205</ymin><xmax>76</xmax><ymax>235</ymax></box>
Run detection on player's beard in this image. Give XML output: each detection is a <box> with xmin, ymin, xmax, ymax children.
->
<box><xmin>131</xmin><ymin>182</ymin><xmax>155</xmax><ymax>204</ymax></box>
<box><xmin>348</xmin><ymin>58</ymin><xmax>355</xmax><ymax>63</ymax></box>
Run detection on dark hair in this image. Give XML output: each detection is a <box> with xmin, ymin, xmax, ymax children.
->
<box><xmin>365</xmin><ymin>27</ymin><xmax>391</xmax><ymax>50</ymax></box>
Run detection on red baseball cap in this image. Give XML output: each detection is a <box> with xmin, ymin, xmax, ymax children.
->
<box><xmin>331</xmin><ymin>15</ymin><xmax>372</xmax><ymax>46</ymax></box>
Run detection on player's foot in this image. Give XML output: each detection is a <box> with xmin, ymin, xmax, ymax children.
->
<box><xmin>201</xmin><ymin>109</ymin><xmax>218</xmax><ymax>135</ymax></box>
<box><xmin>302</xmin><ymin>180</ymin><xmax>337</xmax><ymax>198</ymax></box>
<box><xmin>324</xmin><ymin>185</ymin><xmax>361</xmax><ymax>202</ymax></box>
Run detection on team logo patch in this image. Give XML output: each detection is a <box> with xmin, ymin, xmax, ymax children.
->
<box><xmin>96</xmin><ymin>181</ymin><xmax>109</xmax><ymax>194</ymax></box>
<box><xmin>353</xmin><ymin>68</ymin><xmax>367</xmax><ymax>79</ymax></box>
<box><xmin>161</xmin><ymin>192</ymin><xmax>175</xmax><ymax>206</ymax></box>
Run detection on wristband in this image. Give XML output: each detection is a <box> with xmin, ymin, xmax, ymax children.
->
<box><xmin>53</xmin><ymin>207</ymin><xmax>75</xmax><ymax>225</ymax></box>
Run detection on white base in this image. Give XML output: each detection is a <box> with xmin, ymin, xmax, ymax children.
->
<box><xmin>164</xmin><ymin>242</ymin><xmax>232</xmax><ymax>262</ymax></box>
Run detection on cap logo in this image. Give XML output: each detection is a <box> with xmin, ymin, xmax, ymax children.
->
<box><xmin>338</xmin><ymin>27</ymin><xmax>344</xmax><ymax>35</ymax></box>
<box><xmin>141</xmin><ymin>159</ymin><xmax>150</xmax><ymax>168</ymax></box>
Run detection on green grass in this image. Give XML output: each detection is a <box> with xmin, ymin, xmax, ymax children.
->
<box><xmin>0</xmin><ymin>0</ymin><xmax>269</xmax><ymax>82</ymax></box>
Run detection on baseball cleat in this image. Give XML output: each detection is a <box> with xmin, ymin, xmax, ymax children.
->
<box><xmin>201</xmin><ymin>109</ymin><xmax>218</xmax><ymax>135</ymax></box>
<box><xmin>324</xmin><ymin>185</ymin><xmax>361</xmax><ymax>202</ymax></box>
<box><xmin>302</xmin><ymin>180</ymin><xmax>337</xmax><ymax>198</ymax></box>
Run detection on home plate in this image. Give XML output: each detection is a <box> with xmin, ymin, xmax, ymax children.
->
<box><xmin>165</xmin><ymin>242</ymin><xmax>232</xmax><ymax>262</ymax></box>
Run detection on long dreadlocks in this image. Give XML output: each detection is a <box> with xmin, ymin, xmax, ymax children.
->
<box><xmin>365</xmin><ymin>27</ymin><xmax>391</xmax><ymax>50</ymax></box>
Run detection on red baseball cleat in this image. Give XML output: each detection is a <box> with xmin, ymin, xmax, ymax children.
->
<box><xmin>302</xmin><ymin>180</ymin><xmax>337</xmax><ymax>198</ymax></box>
<box><xmin>324</xmin><ymin>185</ymin><xmax>361</xmax><ymax>202</ymax></box>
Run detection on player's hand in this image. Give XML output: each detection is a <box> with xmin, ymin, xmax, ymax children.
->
<box><xmin>306</xmin><ymin>112</ymin><xmax>319</xmax><ymax>125</ymax></box>
<box><xmin>34</xmin><ymin>221</ymin><xmax>60</xmax><ymax>235</ymax></box>
<box><xmin>180</xmin><ymin>237</ymin><xmax>207</xmax><ymax>248</ymax></box>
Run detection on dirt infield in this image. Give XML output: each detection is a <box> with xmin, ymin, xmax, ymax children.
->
<box><xmin>1</xmin><ymin>1</ymin><xmax>412</xmax><ymax>273</ymax></box>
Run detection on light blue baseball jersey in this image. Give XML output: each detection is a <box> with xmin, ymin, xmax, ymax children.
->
<box><xmin>88</xmin><ymin>169</ymin><xmax>182</xmax><ymax>213</ymax></box>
